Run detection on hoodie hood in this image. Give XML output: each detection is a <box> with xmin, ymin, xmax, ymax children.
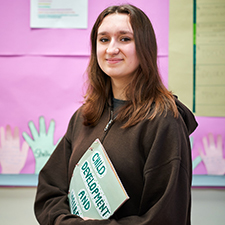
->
<box><xmin>174</xmin><ymin>96</ymin><xmax>198</xmax><ymax>135</ymax></box>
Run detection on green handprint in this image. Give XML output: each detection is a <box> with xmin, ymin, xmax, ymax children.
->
<box><xmin>22</xmin><ymin>116</ymin><xmax>61</xmax><ymax>174</ymax></box>
<box><xmin>190</xmin><ymin>136</ymin><xmax>202</xmax><ymax>170</ymax></box>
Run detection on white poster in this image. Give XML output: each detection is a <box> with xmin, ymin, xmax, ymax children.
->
<box><xmin>30</xmin><ymin>0</ymin><xmax>88</xmax><ymax>28</ymax></box>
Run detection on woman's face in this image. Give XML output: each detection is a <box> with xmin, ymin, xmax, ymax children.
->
<box><xmin>96</xmin><ymin>13</ymin><xmax>140</xmax><ymax>87</ymax></box>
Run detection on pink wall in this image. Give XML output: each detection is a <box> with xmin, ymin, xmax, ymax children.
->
<box><xmin>0</xmin><ymin>0</ymin><xmax>169</xmax><ymax>174</ymax></box>
<box><xmin>0</xmin><ymin>0</ymin><xmax>224</xmax><ymax>177</ymax></box>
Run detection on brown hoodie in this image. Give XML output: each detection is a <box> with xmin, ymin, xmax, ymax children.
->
<box><xmin>34</xmin><ymin>97</ymin><xmax>197</xmax><ymax>225</ymax></box>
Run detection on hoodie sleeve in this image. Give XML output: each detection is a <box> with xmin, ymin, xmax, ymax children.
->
<box><xmin>135</xmin><ymin>110</ymin><xmax>193</xmax><ymax>225</ymax></box>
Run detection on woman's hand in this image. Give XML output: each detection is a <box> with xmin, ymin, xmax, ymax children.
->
<box><xmin>83</xmin><ymin>217</ymin><xmax>95</xmax><ymax>220</ymax></box>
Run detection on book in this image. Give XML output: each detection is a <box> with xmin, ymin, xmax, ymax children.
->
<box><xmin>68</xmin><ymin>138</ymin><xmax>129</xmax><ymax>220</ymax></box>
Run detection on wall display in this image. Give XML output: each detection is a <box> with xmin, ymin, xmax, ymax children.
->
<box><xmin>169</xmin><ymin>0</ymin><xmax>225</xmax><ymax>187</ymax></box>
<box><xmin>30</xmin><ymin>0</ymin><xmax>88</xmax><ymax>29</ymax></box>
<box><xmin>0</xmin><ymin>0</ymin><xmax>169</xmax><ymax>186</ymax></box>
<box><xmin>0</xmin><ymin>0</ymin><xmax>224</xmax><ymax>187</ymax></box>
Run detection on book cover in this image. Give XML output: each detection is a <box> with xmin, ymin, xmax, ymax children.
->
<box><xmin>68</xmin><ymin>138</ymin><xmax>129</xmax><ymax>220</ymax></box>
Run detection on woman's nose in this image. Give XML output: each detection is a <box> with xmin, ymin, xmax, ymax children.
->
<box><xmin>106</xmin><ymin>40</ymin><xmax>119</xmax><ymax>55</ymax></box>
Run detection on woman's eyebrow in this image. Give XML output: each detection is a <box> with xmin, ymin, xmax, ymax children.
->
<box><xmin>97</xmin><ymin>31</ymin><xmax>108</xmax><ymax>36</ymax></box>
<box><xmin>97</xmin><ymin>30</ymin><xmax>133</xmax><ymax>36</ymax></box>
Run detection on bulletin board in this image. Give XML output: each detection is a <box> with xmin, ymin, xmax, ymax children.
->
<box><xmin>0</xmin><ymin>0</ymin><xmax>169</xmax><ymax>186</ymax></box>
<box><xmin>169</xmin><ymin>0</ymin><xmax>225</xmax><ymax>187</ymax></box>
<box><xmin>0</xmin><ymin>0</ymin><xmax>224</xmax><ymax>187</ymax></box>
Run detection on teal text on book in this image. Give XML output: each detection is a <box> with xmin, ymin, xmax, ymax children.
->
<box><xmin>68</xmin><ymin>139</ymin><xmax>129</xmax><ymax>219</ymax></box>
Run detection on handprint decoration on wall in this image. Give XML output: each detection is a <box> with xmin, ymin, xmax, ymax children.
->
<box><xmin>23</xmin><ymin>116</ymin><xmax>61</xmax><ymax>174</ymax></box>
<box><xmin>0</xmin><ymin>125</ymin><xmax>29</xmax><ymax>174</ymax></box>
<box><xmin>198</xmin><ymin>133</ymin><xmax>225</xmax><ymax>175</ymax></box>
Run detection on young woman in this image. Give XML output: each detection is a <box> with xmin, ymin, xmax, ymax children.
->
<box><xmin>34</xmin><ymin>4</ymin><xmax>197</xmax><ymax>225</ymax></box>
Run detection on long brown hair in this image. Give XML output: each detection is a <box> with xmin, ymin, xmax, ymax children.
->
<box><xmin>82</xmin><ymin>4</ymin><xmax>178</xmax><ymax>128</ymax></box>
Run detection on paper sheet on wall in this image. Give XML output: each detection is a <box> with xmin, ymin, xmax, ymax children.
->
<box><xmin>194</xmin><ymin>0</ymin><xmax>225</xmax><ymax>117</ymax></box>
<box><xmin>168</xmin><ymin>0</ymin><xmax>193</xmax><ymax>109</ymax></box>
<box><xmin>30</xmin><ymin>0</ymin><xmax>88</xmax><ymax>28</ymax></box>
<box><xmin>169</xmin><ymin>0</ymin><xmax>225</xmax><ymax>117</ymax></box>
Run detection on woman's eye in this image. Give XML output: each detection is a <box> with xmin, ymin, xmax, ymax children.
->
<box><xmin>100</xmin><ymin>38</ymin><xmax>109</xmax><ymax>43</ymax></box>
<box><xmin>121</xmin><ymin>37</ymin><xmax>131</xmax><ymax>42</ymax></box>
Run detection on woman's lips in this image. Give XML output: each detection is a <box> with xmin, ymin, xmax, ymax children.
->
<box><xmin>106</xmin><ymin>58</ymin><xmax>123</xmax><ymax>64</ymax></box>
